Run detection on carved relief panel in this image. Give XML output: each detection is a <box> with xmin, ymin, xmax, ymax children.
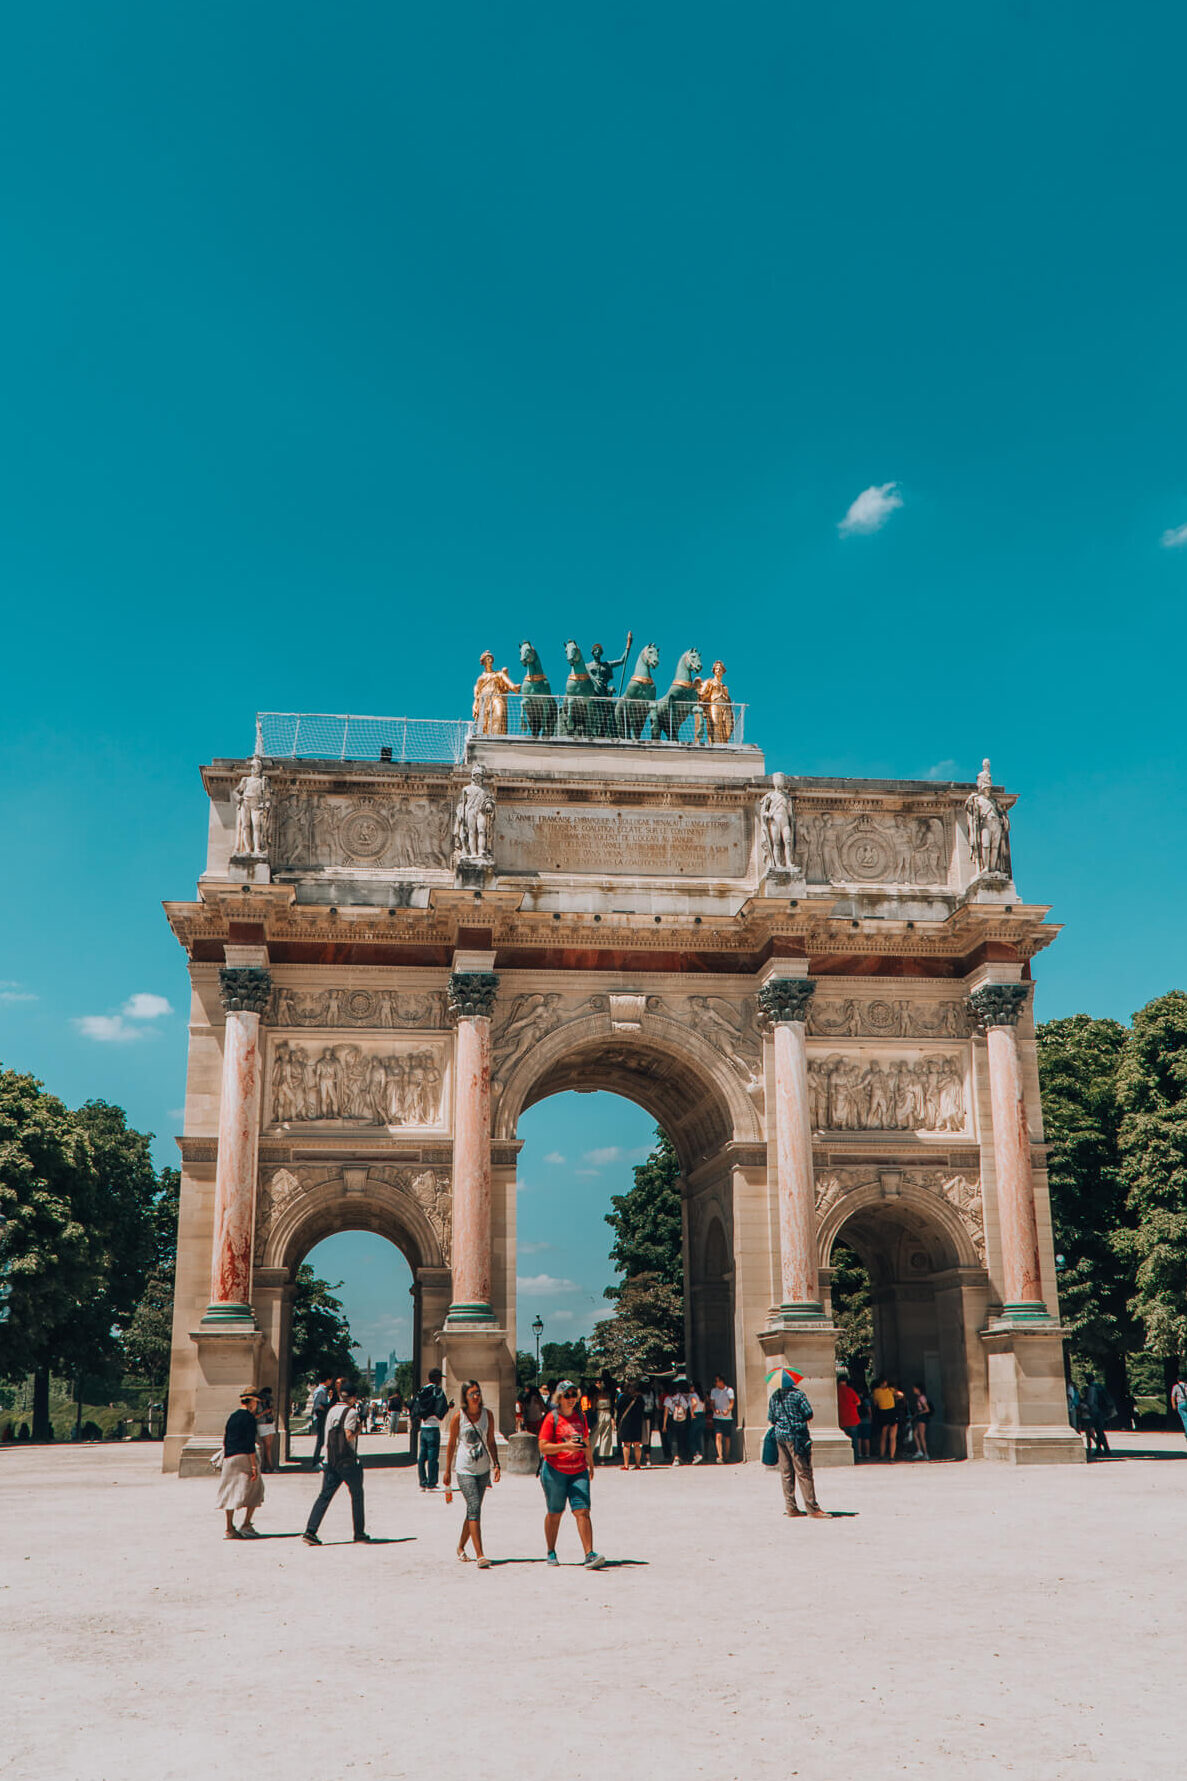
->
<box><xmin>795</xmin><ymin>811</ymin><xmax>951</xmax><ymax>887</ymax></box>
<box><xmin>253</xmin><ymin>1163</ymin><xmax>453</xmax><ymax>1265</ymax></box>
<box><xmin>807</xmin><ymin>1048</ymin><xmax>969</xmax><ymax>1135</ymax></box>
<box><xmin>265</xmin><ymin>1037</ymin><xmax>450</xmax><ymax>1131</ymax></box>
<box><xmin>814</xmin><ymin>1167</ymin><xmax>986</xmax><ymax>1266</ymax></box>
<box><xmin>270</xmin><ymin>792</ymin><xmax>451</xmax><ymax>872</ymax></box>
<box><xmin>809</xmin><ymin>996</ymin><xmax>971</xmax><ymax>1040</ymax></box>
<box><xmin>270</xmin><ymin>987</ymin><xmax>448</xmax><ymax>1029</ymax></box>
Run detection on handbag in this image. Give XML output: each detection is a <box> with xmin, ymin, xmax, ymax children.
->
<box><xmin>761</xmin><ymin>1427</ymin><xmax>778</xmax><ymax>1468</ymax></box>
<box><xmin>209</xmin><ymin>1446</ymin><xmax>225</xmax><ymax>1472</ymax></box>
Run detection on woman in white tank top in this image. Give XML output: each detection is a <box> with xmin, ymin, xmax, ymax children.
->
<box><xmin>443</xmin><ymin>1381</ymin><xmax>501</xmax><ymax>1567</ymax></box>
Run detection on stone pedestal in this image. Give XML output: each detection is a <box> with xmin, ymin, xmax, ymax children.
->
<box><xmin>438</xmin><ymin>1326</ymin><xmax>513</xmax><ymax>1435</ymax></box>
<box><xmin>176</xmin><ymin>1325</ymin><xmax>266</xmax><ymax>1476</ymax></box>
<box><xmin>757</xmin><ymin>1324</ymin><xmax>852</xmax><ymax>1466</ymax></box>
<box><xmin>502</xmin><ymin>1431</ymin><xmax>541</xmax><ymax>1475</ymax></box>
<box><xmin>981</xmin><ymin>1325</ymin><xmax>1085</xmax><ymax>1464</ymax></box>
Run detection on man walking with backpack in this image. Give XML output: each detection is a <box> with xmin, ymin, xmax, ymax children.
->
<box><xmin>309</xmin><ymin>1371</ymin><xmax>334</xmax><ymax>1467</ymax></box>
<box><xmin>303</xmin><ymin>1379</ymin><xmax>371</xmax><ymax>1545</ymax></box>
<box><xmin>415</xmin><ymin>1368</ymin><xmax>450</xmax><ymax>1492</ymax></box>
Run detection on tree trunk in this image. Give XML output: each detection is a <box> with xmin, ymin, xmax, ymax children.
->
<box><xmin>1103</xmin><ymin>1354</ymin><xmax>1131</xmax><ymax>1429</ymax></box>
<box><xmin>31</xmin><ymin>1366</ymin><xmax>52</xmax><ymax>1442</ymax></box>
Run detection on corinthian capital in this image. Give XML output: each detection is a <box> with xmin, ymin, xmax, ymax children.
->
<box><xmin>219</xmin><ymin>966</ymin><xmax>272</xmax><ymax>1016</ymax></box>
<box><xmin>757</xmin><ymin>977</ymin><xmax>816</xmax><ymax>1026</ymax></box>
<box><xmin>448</xmin><ymin>971</ymin><xmax>500</xmax><ymax>1021</ymax></box>
<box><xmin>968</xmin><ymin>982</ymin><xmax>1028</xmax><ymax>1029</ymax></box>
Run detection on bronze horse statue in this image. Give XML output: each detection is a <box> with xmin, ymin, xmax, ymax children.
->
<box><xmin>518</xmin><ymin>641</ymin><xmax>558</xmax><ymax>738</ymax></box>
<box><xmin>616</xmin><ymin>642</ymin><xmax>660</xmax><ymax>740</ymax></box>
<box><xmin>651</xmin><ymin>647</ymin><xmax>703</xmax><ymax>742</ymax></box>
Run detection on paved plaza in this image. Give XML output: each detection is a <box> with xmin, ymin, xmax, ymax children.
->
<box><xmin>4</xmin><ymin>1436</ymin><xmax>1183</xmax><ymax>1779</ymax></box>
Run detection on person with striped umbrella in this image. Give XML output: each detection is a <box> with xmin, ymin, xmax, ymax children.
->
<box><xmin>766</xmin><ymin>1367</ymin><xmax>828</xmax><ymax>1521</ymax></box>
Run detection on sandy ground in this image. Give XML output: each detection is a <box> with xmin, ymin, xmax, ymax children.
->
<box><xmin>3</xmin><ymin>1431</ymin><xmax>1184</xmax><ymax>1781</ymax></box>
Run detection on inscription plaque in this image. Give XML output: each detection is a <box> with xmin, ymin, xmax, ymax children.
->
<box><xmin>497</xmin><ymin>805</ymin><xmax>748</xmax><ymax>877</ymax></box>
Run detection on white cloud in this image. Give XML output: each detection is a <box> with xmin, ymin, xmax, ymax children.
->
<box><xmin>838</xmin><ymin>481</ymin><xmax>903</xmax><ymax>537</ymax></box>
<box><xmin>542</xmin><ymin>1151</ymin><xmax>566</xmax><ymax>1165</ymax></box>
<box><xmin>519</xmin><ymin>1241</ymin><xmax>552</xmax><ymax>1255</ymax></box>
<box><xmin>575</xmin><ymin>1169</ymin><xmax>601</xmax><ymax>1178</ymax></box>
<box><xmin>0</xmin><ymin>982</ymin><xmax>37</xmax><ymax>1003</ymax></box>
<box><xmin>584</xmin><ymin>1145</ymin><xmax>625</xmax><ymax>1166</ymax></box>
<box><xmin>924</xmin><ymin>759</ymin><xmax>957</xmax><ymax>781</ymax></box>
<box><xmin>168</xmin><ymin>1107</ymin><xmax>186</xmax><ymax>1122</ymax></box>
<box><xmin>122</xmin><ymin>992</ymin><xmax>173</xmax><ymax>1020</ymax></box>
<box><xmin>547</xmin><ymin>1310</ymin><xmax>576</xmax><ymax>1325</ymax></box>
<box><xmin>74</xmin><ymin>1015</ymin><xmax>145</xmax><ymax>1044</ymax></box>
<box><xmin>517</xmin><ymin>1274</ymin><xmax>580</xmax><ymax>1294</ymax></box>
<box><xmin>1160</xmin><ymin>522</ymin><xmax>1187</xmax><ymax>549</ymax></box>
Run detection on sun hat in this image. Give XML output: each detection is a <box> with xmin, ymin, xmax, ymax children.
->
<box><xmin>239</xmin><ymin>1387</ymin><xmax>260</xmax><ymax>1402</ymax></box>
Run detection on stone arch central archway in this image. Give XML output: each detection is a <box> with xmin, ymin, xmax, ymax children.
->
<box><xmin>489</xmin><ymin>1012</ymin><xmax>759</xmax><ymax>1442</ymax></box>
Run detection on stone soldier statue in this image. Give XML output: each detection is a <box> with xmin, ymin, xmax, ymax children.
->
<box><xmin>758</xmin><ymin>772</ymin><xmax>798</xmax><ymax>875</ymax></box>
<box><xmin>454</xmin><ymin>764</ymin><xmax>496</xmax><ymax>863</ymax></box>
<box><xmin>964</xmin><ymin>758</ymin><xmax>1011</xmax><ymax>877</ymax></box>
<box><xmin>233</xmin><ymin>756</ymin><xmax>271</xmax><ymax>857</ymax></box>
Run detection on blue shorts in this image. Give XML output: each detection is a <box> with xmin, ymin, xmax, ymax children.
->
<box><xmin>540</xmin><ymin>1462</ymin><xmax>591</xmax><ymax>1515</ymax></box>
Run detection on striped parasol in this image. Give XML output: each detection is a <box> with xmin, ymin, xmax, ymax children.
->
<box><xmin>765</xmin><ymin>1365</ymin><xmax>804</xmax><ymax>1392</ymax></box>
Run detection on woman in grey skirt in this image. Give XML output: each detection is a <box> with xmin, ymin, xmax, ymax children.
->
<box><xmin>443</xmin><ymin>1381</ymin><xmax>500</xmax><ymax>1568</ymax></box>
<box><xmin>218</xmin><ymin>1388</ymin><xmax>265</xmax><ymax>1539</ymax></box>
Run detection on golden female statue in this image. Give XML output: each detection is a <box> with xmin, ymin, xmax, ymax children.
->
<box><xmin>695</xmin><ymin>659</ymin><xmax>735</xmax><ymax>744</ymax></box>
<box><xmin>472</xmin><ymin>651</ymin><xmax>521</xmax><ymax>735</ymax></box>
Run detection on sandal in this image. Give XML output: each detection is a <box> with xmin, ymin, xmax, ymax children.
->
<box><xmin>224</xmin><ymin>1527</ymin><xmax>244</xmax><ymax>1540</ymax></box>
<box><xmin>456</xmin><ymin>1549</ymin><xmax>472</xmax><ymax>1562</ymax></box>
<box><xmin>476</xmin><ymin>1558</ymin><xmax>491</xmax><ymax>1569</ymax></box>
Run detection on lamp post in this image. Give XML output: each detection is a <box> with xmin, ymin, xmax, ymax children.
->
<box><xmin>532</xmin><ymin>1315</ymin><xmax>544</xmax><ymax>1380</ymax></box>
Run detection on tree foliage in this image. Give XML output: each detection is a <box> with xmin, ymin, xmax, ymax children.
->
<box><xmin>539</xmin><ymin>1339</ymin><xmax>589</xmax><ymax>1380</ymax></box>
<box><xmin>1115</xmin><ymin>992</ymin><xmax>1187</xmax><ymax>1358</ymax></box>
<box><xmin>289</xmin><ymin>1263</ymin><xmax>357</xmax><ymax>1396</ymax></box>
<box><xmin>1037</xmin><ymin>1015</ymin><xmax>1134</xmax><ymax>1390</ymax></box>
<box><xmin>123</xmin><ymin>1167</ymin><xmax>181</xmax><ymax>1396</ymax></box>
<box><xmin>604</xmin><ymin>1127</ymin><xmax>682</xmax><ymax>1293</ymax></box>
<box><xmin>831</xmin><ymin>1243</ymin><xmax>873</xmax><ymax>1383</ymax></box>
<box><xmin>590</xmin><ymin>1274</ymin><xmax>683</xmax><ymax>1379</ymax></box>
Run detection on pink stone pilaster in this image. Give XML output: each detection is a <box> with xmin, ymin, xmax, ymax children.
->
<box><xmin>207</xmin><ymin>1008</ymin><xmax>263</xmax><ymax>1319</ymax></box>
<box><xmin>450</xmin><ymin>1014</ymin><xmax>493</xmax><ymax>1317</ymax></box>
<box><xmin>985</xmin><ymin>1021</ymin><xmax>1045</xmax><ymax>1311</ymax></box>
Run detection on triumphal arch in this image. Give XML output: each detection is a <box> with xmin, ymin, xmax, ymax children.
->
<box><xmin>163</xmin><ymin>647</ymin><xmax>1082</xmax><ymax>1472</ymax></box>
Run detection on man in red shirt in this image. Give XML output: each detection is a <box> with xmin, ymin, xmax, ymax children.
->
<box><xmin>537</xmin><ymin>1381</ymin><xmax>606</xmax><ymax>1569</ymax></box>
<box><xmin>837</xmin><ymin>1374</ymin><xmax>863</xmax><ymax>1462</ymax></box>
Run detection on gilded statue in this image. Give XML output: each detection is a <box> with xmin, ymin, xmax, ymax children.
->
<box><xmin>694</xmin><ymin>659</ymin><xmax>735</xmax><ymax>744</ymax></box>
<box><xmin>472</xmin><ymin>651</ymin><xmax>520</xmax><ymax>735</ymax></box>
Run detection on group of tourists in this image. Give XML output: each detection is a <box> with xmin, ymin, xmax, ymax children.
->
<box><xmin>515</xmin><ymin>1374</ymin><xmax>737</xmax><ymax>1467</ymax></box>
<box><xmin>836</xmin><ymin>1375</ymin><xmax>934</xmax><ymax>1462</ymax></box>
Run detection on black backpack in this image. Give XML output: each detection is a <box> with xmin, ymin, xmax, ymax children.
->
<box><xmin>415</xmin><ymin>1384</ymin><xmax>444</xmax><ymax>1421</ymax></box>
<box><xmin>325</xmin><ymin>1407</ymin><xmax>356</xmax><ymax>1469</ymax></box>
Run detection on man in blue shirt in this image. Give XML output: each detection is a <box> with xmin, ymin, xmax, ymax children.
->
<box><xmin>768</xmin><ymin>1381</ymin><xmax>828</xmax><ymax>1519</ymax></box>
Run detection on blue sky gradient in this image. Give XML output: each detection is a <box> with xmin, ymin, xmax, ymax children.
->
<box><xmin>2</xmin><ymin>5</ymin><xmax>1185</xmax><ymax>1347</ymax></box>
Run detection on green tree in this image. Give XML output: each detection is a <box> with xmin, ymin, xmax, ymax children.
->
<box><xmin>123</xmin><ymin>1168</ymin><xmax>181</xmax><ymax>1401</ymax></box>
<box><xmin>515</xmin><ymin>1350</ymin><xmax>538</xmax><ymax>1390</ymax></box>
<box><xmin>830</xmin><ymin>1244</ymin><xmax>873</xmax><ymax>1385</ymax></box>
<box><xmin>590</xmin><ymin>1274</ymin><xmax>683</xmax><ymax>1378</ymax></box>
<box><xmin>604</xmin><ymin>1128</ymin><xmax>682</xmax><ymax>1293</ymax></box>
<box><xmin>1116</xmin><ymin>992</ymin><xmax>1187</xmax><ymax>1391</ymax></box>
<box><xmin>1037</xmin><ymin>1014</ymin><xmax>1134</xmax><ymax>1411</ymax></box>
<box><xmin>539</xmin><ymin>1338</ymin><xmax>590</xmax><ymax>1380</ymax></box>
<box><xmin>0</xmin><ymin>1070</ymin><xmax>100</xmax><ymax>1438</ymax></box>
<box><xmin>289</xmin><ymin>1264</ymin><xmax>357</xmax><ymax>1401</ymax></box>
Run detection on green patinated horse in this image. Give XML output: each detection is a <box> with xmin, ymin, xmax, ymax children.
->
<box><xmin>519</xmin><ymin>641</ymin><xmax>558</xmax><ymax>738</ymax></box>
<box><xmin>616</xmin><ymin>642</ymin><xmax>660</xmax><ymax>740</ymax></box>
<box><xmin>651</xmin><ymin>647</ymin><xmax>703</xmax><ymax>742</ymax></box>
<box><xmin>561</xmin><ymin>639</ymin><xmax>597</xmax><ymax>737</ymax></box>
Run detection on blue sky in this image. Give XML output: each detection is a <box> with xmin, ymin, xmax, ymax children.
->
<box><xmin>3</xmin><ymin>4</ymin><xmax>1186</xmax><ymax>1350</ymax></box>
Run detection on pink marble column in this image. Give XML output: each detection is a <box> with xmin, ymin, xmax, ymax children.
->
<box><xmin>758</xmin><ymin>978</ymin><xmax>822</xmax><ymax>1315</ymax></box>
<box><xmin>970</xmin><ymin>982</ymin><xmax>1048</xmax><ymax>1316</ymax></box>
<box><xmin>447</xmin><ymin>971</ymin><xmax>498</xmax><ymax>1322</ymax></box>
<box><xmin>206</xmin><ymin>967</ymin><xmax>270</xmax><ymax>1322</ymax></box>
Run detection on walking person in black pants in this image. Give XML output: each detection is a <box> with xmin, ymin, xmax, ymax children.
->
<box><xmin>303</xmin><ymin>1379</ymin><xmax>371</xmax><ymax>1545</ymax></box>
<box><xmin>309</xmin><ymin>1372</ymin><xmax>334</xmax><ymax>1467</ymax></box>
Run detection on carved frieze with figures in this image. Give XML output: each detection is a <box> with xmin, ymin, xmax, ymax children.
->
<box><xmin>270</xmin><ymin>987</ymin><xmax>448</xmax><ymax>1030</ymax></box>
<box><xmin>267</xmin><ymin>1039</ymin><xmax>448</xmax><ymax>1129</ymax></box>
<box><xmin>270</xmin><ymin>792</ymin><xmax>451</xmax><ymax>872</ymax></box>
<box><xmin>807</xmin><ymin>1052</ymin><xmax>967</xmax><ymax>1134</ymax></box>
